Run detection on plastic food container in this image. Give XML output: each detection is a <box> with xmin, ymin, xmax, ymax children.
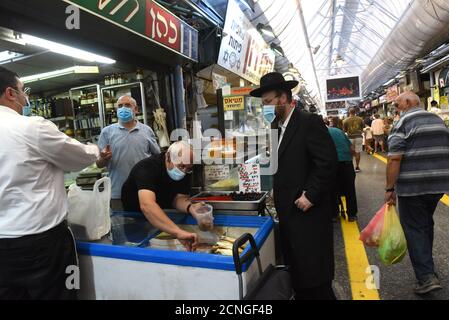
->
<box><xmin>195</xmin><ymin>204</ymin><xmax>214</xmax><ymax>231</ymax></box>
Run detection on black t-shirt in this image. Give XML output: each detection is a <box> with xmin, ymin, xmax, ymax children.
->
<box><xmin>121</xmin><ymin>152</ymin><xmax>191</xmax><ymax>212</ymax></box>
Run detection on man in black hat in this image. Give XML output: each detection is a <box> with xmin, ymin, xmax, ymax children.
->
<box><xmin>251</xmin><ymin>72</ymin><xmax>338</xmax><ymax>300</ymax></box>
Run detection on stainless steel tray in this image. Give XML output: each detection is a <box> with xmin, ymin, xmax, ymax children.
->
<box><xmin>190</xmin><ymin>191</ymin><xmax>268</xmax><ymax>211</ymax></box>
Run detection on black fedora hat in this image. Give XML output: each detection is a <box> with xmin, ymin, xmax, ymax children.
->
<box><xmin>250</xmin><ymin>72</ymin><xmax>299</xmax><ymax>97</ymax></box>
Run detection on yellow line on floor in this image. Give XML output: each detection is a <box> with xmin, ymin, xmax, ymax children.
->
<box><xmin>372</xmin><ymin>153</ymin><xmax>387</xmax><ymax>164</ymax></box>
<box><xmin>340</xmin><ymin>197</ymin><xmax>380</xmax><ymax>300</ymax></box>
<box><xmin>372</xmin><ymin>153</ymin><xmax>449</xmax><ymax>208</ymax></box>
<box><xmin>440</xmin><ymin>195</ymin><xmax>449</xmax><ymax>207</ymax></box>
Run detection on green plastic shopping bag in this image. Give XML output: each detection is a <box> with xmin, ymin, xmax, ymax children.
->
<box><xmin>378</xmin><ymin>205</ymin><xmax>407</xmax><ymax>265</ymax></box>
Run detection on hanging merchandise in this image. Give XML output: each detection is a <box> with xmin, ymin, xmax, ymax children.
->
<box><xmin>194</xmin><ymin>78</ymin><xmax>208</xmax><ymax>109</ymax></box>
<box><xmin>153</xmin><ymin>107</ymin><xmax>170</xmax><ymax>148</ymax></box>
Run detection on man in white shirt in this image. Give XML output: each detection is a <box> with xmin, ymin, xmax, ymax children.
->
<box><xmin>0</xmin><ymin>66</ymin><xmax>101</xmax><ymax>300</ymax></box>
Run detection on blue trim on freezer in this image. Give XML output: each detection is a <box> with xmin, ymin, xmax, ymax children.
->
<box><xmin>76</xmin><ymin>214</ymin><xmax>274</xmax><ymax>272</ymax></box>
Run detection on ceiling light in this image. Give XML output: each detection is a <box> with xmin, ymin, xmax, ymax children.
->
<box><xmin>18</xmin><ymin>34</ymin><xmax>115</xmax><ymax>64</ymax></box>
<box><xmin>257</xmin><ymin>24</ymin><xmax>275</xmax><ymax>38</ymax></box>
<box><xmin>270</xmin><ymin>43</ymin><xmax>284</xmax><ymax>57</ymax></box>
<box><xmin>0</xmin><ymin>50</ymin><xmax>23</xmax><ymax>63</ymax></box>
<box><xmin>22</xmin><ymin>66</ymin><xmax>100</xmax><ymax>83</ymax></box>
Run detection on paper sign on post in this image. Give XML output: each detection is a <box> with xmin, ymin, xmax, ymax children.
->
<box><xmin>238</xmin><ymin>164</ymin><xmax>261</xmax><ymax>192</ymax></box>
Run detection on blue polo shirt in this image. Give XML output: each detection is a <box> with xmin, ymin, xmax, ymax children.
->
<box><xmin>98</xmin><ymin>121</ymin><xmax>161</xmax><ymax>199</ymax></box>
<box><xmin>328</xmin><ymin>127</ymin><xmax>353</xmax><ymax>162</ymax></box>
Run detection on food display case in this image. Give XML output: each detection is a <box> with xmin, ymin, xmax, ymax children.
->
<box><xmin>76</xmin><ymin>211</ymin><xmax>275</xmax><ymax>300</ymax></box>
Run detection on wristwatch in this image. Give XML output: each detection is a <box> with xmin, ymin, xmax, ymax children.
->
<box><xmin>186</xmin><ymin>203</ymin><xmax>193</xmax><ymax>214</ymax></box>
<box><xmin>385</xmin><ymin>187</ymin><xmax>395</xmax><ymax>192</ymax></box>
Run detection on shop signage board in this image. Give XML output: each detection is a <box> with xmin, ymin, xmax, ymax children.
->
<box><xmin>386</xmin><ymin>85</ymin><xmax>399</xmax><ymax>103</ymax></box>
<box><xmin>238</xmin><ymin>163</ymin><xmax>261</xmax><ymax>192</ymax></box>
<box><xmin>63</xmin><ymin>0</ymin><xmax>198</xmax><ymax>61</ymax></box>
<box><xmin>217</xmin><ymin>0</ymin><xmax>275</xmax><ymax>85</ymax></box>
<box><xmin>223</xmin><ymin>95</ymin><xmax>245</xmax><ymax>111</ymax></box>
<box><xmin>325</xmin><ymin>74</ymin><xmax>362</xmax><ymax>102</ymax></box>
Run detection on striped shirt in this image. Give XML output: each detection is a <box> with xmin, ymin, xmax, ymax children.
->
<box><xmin>388</xmin><ymin>107</ymin><xmax>449</xmax><ymax>196</ymax></box>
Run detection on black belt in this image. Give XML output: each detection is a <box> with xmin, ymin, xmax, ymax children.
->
<box><xmin>0</xmin><ymin>220</ymin><xmax>68</xmax><ymax>249</ymax></box>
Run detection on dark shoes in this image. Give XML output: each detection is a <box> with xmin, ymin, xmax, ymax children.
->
<box><xmin>414</xmin><ymin>274</ymin><xmax>443</xmax><ymax>295</ymax></box>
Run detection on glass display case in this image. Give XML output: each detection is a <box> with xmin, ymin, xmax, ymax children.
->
<box><xmin>69</xmin><ymin>84</ymin><xmax>103</xmax><ymax>143</ymax></box>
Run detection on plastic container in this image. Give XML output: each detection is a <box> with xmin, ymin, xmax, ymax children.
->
<box><xmin>195</xmin><ymin>204</ymin><xmax>214</xmax><ymax>231</ymax></box>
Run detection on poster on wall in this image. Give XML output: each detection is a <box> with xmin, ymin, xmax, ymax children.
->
<box><xmin>325</xmin><ymin>75</ymin><xmax>362</xmax><ymax>102</ymax></box>
<box><xmin>217</xmin><ymin>0</ymin><xmax>275</xmax><ymax>85</ymax></box>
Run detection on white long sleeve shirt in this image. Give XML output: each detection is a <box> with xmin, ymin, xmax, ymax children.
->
<box><xmin>0</xmin><ymin>105</ymin><xmax>100</xmax><ymax>238</ymax></box>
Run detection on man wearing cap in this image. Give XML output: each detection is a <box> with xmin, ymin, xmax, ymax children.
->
<box><xmin>250</xmin><ymin>72</ymin><xmax>338</xmax><ymax>300</ymax></box>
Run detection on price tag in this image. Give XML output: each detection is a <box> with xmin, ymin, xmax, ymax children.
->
<box><xmin>238</xmin><ymin>164</ymin><xmax>261</xmax><ymax>192</ymax></box>
<box><xmin>205</xmin><ymin>165</ymin><xmax>230</xmax><ymax>181</ymax></box>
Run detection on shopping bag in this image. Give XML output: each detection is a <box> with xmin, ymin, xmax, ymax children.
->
<box><xmin>67</xmin><ymin>177</ymin><xmax>111</xmax><ymax>241</ymax></box>
<box><xmin>359</xmin><ymin>204</ymin><xmax>387</xmax><ymax>247</ymax></box>
<box><xmin>378</xmin><ymin>205</ymin><xmax>407</xmax><ymax>265</ymax></box>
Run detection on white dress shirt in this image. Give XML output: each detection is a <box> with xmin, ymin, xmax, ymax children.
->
<box><xmin>278</xmin><ymin>107</ymin><xmax>295</xmax><ymax>149</ymax></box>
<box><xmin>0</xmin><ymin>106</ymin><xmax>100</xmax><ymax>238</ymax></box>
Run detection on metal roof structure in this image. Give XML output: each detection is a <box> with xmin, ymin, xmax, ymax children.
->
<box><xmin>252</xmin><ymin>0</ymin><xmax>449</xmax><ymax>109</ymax></box>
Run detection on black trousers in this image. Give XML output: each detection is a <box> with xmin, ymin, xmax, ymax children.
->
<box><xmin>0</xmin><ymin>221</ymin><xmax>78</xmax><ymax>300</ymax></box>
<box><xmin>294</xmin><ymin>281</ymin><xmax>336</xmax><ymax>300</ymax></box>
<box><xmin>333</xmin><ymin>161</ymin><xmax>358</xmax><ymax>217</ymax></box>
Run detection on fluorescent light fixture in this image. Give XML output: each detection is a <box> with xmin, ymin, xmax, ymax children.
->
<box><xmin>257</xmin><ymin>24</ymin><xmax>275</xmax><ymax>38</ymax></box>
<box><xmin>22</xmin><ymin>66</ymin><xmax>99</xmax><ymax>83</ymax></box>
<box><xmin>270</xmin><ymin>43</ymin><xmax>284</xmax><ymax>57</ymax></box>
<box><xmin>21</xmin><ymin>34</ymin><xmax>115</xmax><ymax>64</ymax></box>
<box><xmin>383</xmin><ymin>78</ymin><xmax>395</xmax><ymax>86</ymax></box>
<box><xmin>0</xmin><ymin>50</ymin><xmax>23</xmax><ymax>63</ymax></box>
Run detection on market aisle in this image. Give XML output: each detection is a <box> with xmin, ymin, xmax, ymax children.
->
<box><xmin>335</xmin><ymin>153</ymin><xmax>449</xmax><ymax>300</ymax></box>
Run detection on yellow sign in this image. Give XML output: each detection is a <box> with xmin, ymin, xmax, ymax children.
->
<box><xmin>223</xmin><ymin>96</ymin><xmax>245</xmax><ymax>111</ymax></box>
<box><xmin>440</xmin><ymin>95</ymin><xmax>449</xmax><ymax>111</ymax></box>
<box><xmin>434</xmin><ymin>86</ymin><xmax>440</xmax><ymax>105</ymax></box>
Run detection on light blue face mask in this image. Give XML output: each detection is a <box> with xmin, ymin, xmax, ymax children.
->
<box><xmin>22</xmin><ymin>100</ymin><xmax>32</xmax><ymax>116</ymax></box>
<box><xmin>263</xmin><ymin>105</ymin><xmax>276</xmax><ymax>123</ymax></box>
<box><xmin>167</xmin><ymin>165</ymin><xmax>186</xmax><ymax>181</ymax></box>
<box><xmin>117</xmin><ymin>106</ymin><xmax>134</xmax><ymax>123</ymax></box>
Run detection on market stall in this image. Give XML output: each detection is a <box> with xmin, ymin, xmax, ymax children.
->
<box><xmin>76</xmin><ymin>212</ymin><xmax>275</xmax><ymax>300</ymax></box>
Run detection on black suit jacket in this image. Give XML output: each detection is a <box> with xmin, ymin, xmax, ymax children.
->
<box><xmin>273</xmin><ymin>108</ymin><xmax>338</xmax><ymax>289</ymax></box>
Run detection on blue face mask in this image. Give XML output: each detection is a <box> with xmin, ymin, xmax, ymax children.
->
<box><xmin>22</xmin><ymin>101</ymin><xmax>32</xmax><ymax>116</ymax></box>
<box><xmin>263</xmin><ymin>105</ymin><xmax>276</xmax><ymax>123</ymax></box>
<box><xmin>167</xmin><ymin>165</ymin><xmax>186</xmax><ymax>181</ymax></box>
<box><xmin>117</xmin><ymin>107</ymin><xmax>134</xmax><ymax>123</ymax></box>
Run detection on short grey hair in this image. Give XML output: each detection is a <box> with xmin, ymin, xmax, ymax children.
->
<box><xmin>168</xmin><ymin>141</ymin><xmax>193</xmax><ymax>165</ymax></box>
<box><xmin>117</xmin><ymin>95</ymin><xmax>137</xmax><ymax>107</ymax></box>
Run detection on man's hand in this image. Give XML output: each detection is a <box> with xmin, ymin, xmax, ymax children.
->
<box><xmin>294</xmin><ymin>192</ymin><xmax>314</xmax><ymax>212</ymax></box>
<box><xmin>100</xmin><ymin>144</ymin><xmax>112</xmax><ymax>161</ymax></box>
<box><xmin>176</xmin><ymin>229</ymin><xmax>198</xmax><ymax>252</ymax></box>
<box><xmin>384</xmin><ymin>191</ymin><xmax>397</xmax><ymax>206</ymax></box>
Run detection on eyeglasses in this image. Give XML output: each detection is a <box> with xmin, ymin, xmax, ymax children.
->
<box><xmin>11</xmin><ymin>87</ymin><xmax>31</xmax><ymax>96</ymax></box>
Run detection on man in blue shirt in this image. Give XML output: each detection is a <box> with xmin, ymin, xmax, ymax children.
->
<box><xmin>328</xmin><ymin>118</ymin><xmax>358</xmax><ymax>221</ymax></box>
<box><xmin>97</xmin><ymin>95</ymin><xmax>160</xmax><ymax>210</ymax></box>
